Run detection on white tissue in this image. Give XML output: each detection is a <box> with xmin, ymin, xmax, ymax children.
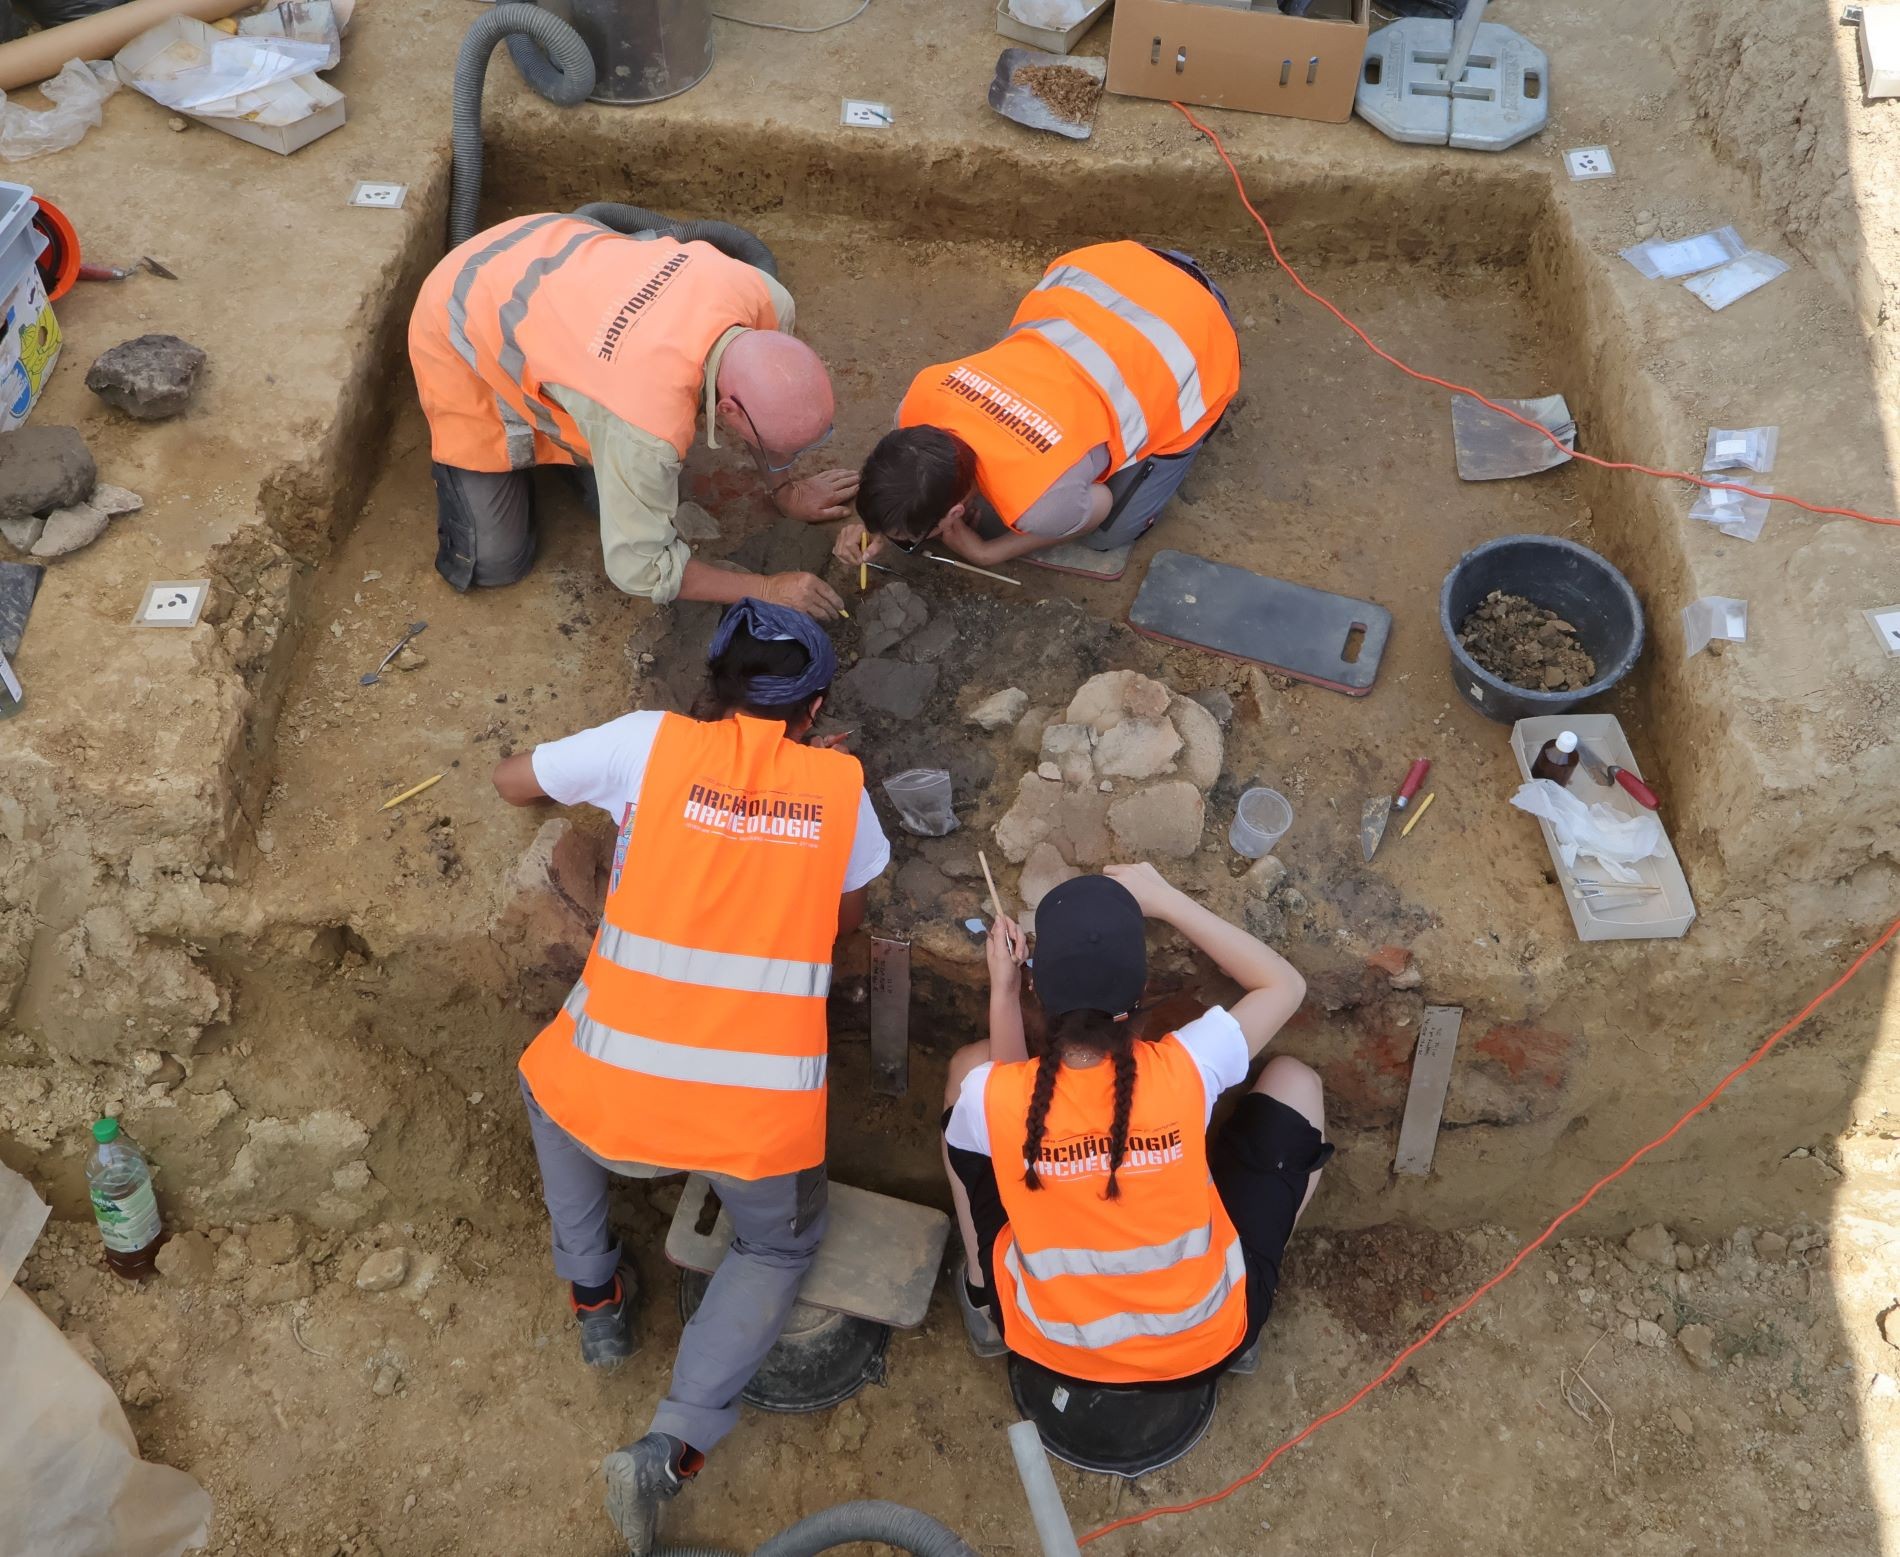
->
<box><xmin>1511</xmin><ymin>779</ymin><xmax>1664</xmax><ymax>883</ymax></box>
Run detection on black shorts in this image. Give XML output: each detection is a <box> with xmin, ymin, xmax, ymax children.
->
<box><xmin>944</xmin><ymin>1093</ymin><xmax>1332</xmax><ymax>1387</ymax></box>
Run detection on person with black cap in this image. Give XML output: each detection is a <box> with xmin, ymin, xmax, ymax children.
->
<box><xmin>491</xmin><ymin>597</ymin><xmax>888</xmax><ymax>1554</ymax></box>
<box><xmin>940</xmin><ymin>862</ymin><xmax>1325</xmax><ymax>1387</ymax></box>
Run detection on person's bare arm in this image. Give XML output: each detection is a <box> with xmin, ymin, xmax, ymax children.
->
<box><xmin>676</xmin><ymin>556</ymin><xmax>844</xmax><ymax>620</ymax></box>
<box><xmin>985</xmin><ymin>913</ymin><xmax>1030</xmax><ymax>1065</ymax></box>
<box><xmin>1104</xmin><ymin>862</ymin><xmax>1306</xmax><ymax>1057</ymax></box>
<box><xmin>837</xmin><ymin>886</ymin><xmax>867</xmax><ymax>942</ymax></box>
<box><xmin>492</xmin><ymin>753</ymin><xmax>550</xmax><ymax>807</ymax></box>
<box><xmin>936</xmin><ymin>483</ymin><xmax>1114</xmax><ymax>566</ymax></box>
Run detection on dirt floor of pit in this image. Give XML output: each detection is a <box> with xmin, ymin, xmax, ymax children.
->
<box><xmin>15</xmin><ymin>1201</ymin><xmax>1900</xmax><ymax>1556</ymax></box>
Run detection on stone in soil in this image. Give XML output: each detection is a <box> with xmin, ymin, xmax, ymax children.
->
<box><xmin>1167</xmin><ymin>694</ymin><xmax>1223</xmax><ymax>788</ymax></box>
<box><xmin>154</xmin><ymin>1229</ymin><xmax>216</xmax><ymax>1282</ymax></box>
<box><xmin>1625</xmin><ymin>1222</ymin><xmax>1678</xmax><ymax>1269</ymax></box>
<box><xmin>860</xmin><ymin>579</ymin><xmax>930</xmax><ymax>658</ymax></box>
<box><xmin>0</xmin><ymin>426</ymin><xmax>95</xmax><ymax>521</ymax></box>
<box><xmin>1457</xmin><ymin>590</ymin><xmax>1598</xmax><ymax>693</ymax></box>
<box><xmin>1019</xmin><ymin>841</ymin><xmax>1080</xmax><ymax>908</ymax></box>
<box><xmin>0</xmin><ymin>514</ymin><xmax>43</xmax><ymax>551</ymax></box>
<box><xmin>1190</xmin><ymin>687</ymin><xmax>1235</xmax><ymax>727</ymax></box>
<box><xmin>85</xmin><ymin>333</ymin><xmax>208</xmax><ymax>420</ymax></box>
<box><xmin>355</xmin><ymin>1247</ymin><xmax>410</xmax><ymax>1292</ymax></box>
<box><xmin>994</xmin><ymin>772</ymin><xmax>1112</xmax><ymax>865</ymax></box>
<box><xmin>1093</xmin><ymin>715</ymin><xmax>1182</xmax><ymax>781</ymax></box>
<box><xmin>1067</xmin><ymin>669</ymin><xmax>1170</xmax><ymax>733</ymax></box>
<box><xmin>1038</xmin><ymin>721</ymin><xmax>1095</xmax><ymax>786</ymax></box>
<box><xmin>31</xmin><ymin>485</ymin><xmax>142</xmax><ymax>558</ymax></box>
<box><xmin>1107</xmin><ymin>781</ymin><xmax>1205</xmax><ymax>859</ymax></box>
<box><xmin>1676</xmin><ymin>1321</ymin><xmax>1718</xmax><ymax>1370</ymax></box>
<box><xmin>967</xmin><ymin>687</ymin><xmax>1028</xmax><ymax>732</ymax></box>
<box><xmin>841</xmin><ymin>657</ymin><xmax>939</xmax><ymax>719</ymax></box>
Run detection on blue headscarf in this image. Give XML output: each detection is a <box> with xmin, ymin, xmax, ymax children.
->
<box><xmin>707</xmin><ymin>597</ymin><xmax>838</xmax><ymax>706</ymax></box>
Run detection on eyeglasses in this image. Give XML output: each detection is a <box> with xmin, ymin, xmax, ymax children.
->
<box><xmin>732</xmin><ymin>399</ymin><xmax>834</xmax><ymax>477</ymax></box>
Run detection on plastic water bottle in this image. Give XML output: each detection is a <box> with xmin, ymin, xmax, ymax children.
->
<box><xmin>87</xmin><ymin>1118</ymin><xmax>164</xmax><ymax>1280</ymax></box>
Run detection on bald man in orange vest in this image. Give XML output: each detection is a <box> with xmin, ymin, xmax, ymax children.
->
<box><xmin>839</xmin><ymin>241</ymin><xmax>1240</xmax><ymax>570</ymax></box>
<box><xmin>410</xmin><ymin>214</ymin><xmax>858</xmax><ymax>619</ymax></box>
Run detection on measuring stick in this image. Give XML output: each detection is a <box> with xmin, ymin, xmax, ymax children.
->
<box><xmin>977</xmin><ymin>849</ymin><xmax>1005</xmax><ymax>921</ymax></box>
<box><xmin>380</xmin><ymin>772</ymin><xmax>444</xmax><ymax>811</ymax></box>
<box><xmin>922</xmin><ymin>551</ymin><xmax>1023</xmax><ymax>586</ymax></box>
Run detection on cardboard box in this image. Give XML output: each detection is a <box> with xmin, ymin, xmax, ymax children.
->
<box><xmin>1107</xmin><ymin>0</ymin><xmax>1368</xmax><ymax>123</ymax></box>
<box><xmin>1863</xmin><ymin>6</ymin><xmax>1900</xmax><ymax>99</ymax></box>
<box><xmin>0</xmin><ymin>263</ymin><xmax>59</xmax><ymax>433</ymax></box>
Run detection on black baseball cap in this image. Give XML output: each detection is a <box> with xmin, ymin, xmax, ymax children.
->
<box><xmin>1032</xmin><ymin>875</ymin><xmax>1147</xmax><ymax>1018</ymax></box>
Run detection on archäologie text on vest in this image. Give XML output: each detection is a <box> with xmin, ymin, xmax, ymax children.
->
<box><xmin>683</xmin><ymin>781</ymin><xmax>831</xmax><ymax>845</ymax></box>
<box><xmin>943</xmin><ymin>365</ymin><xmax>1064</xmax><ymax>453</ymax></box>
<box><xmin>591</xmin><ymin>250</ymin><xmax>696</xmax><ymax>363</ymax></box>
<box><xmin>1026</xmin><ymin>1125</ymin><xmax>1185</xmax><ymax>1181</ymax></box>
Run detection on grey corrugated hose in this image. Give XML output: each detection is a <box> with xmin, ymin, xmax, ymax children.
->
<box><xmin>450</xmin><ymin>2</ymin><xmax>596</xmax><ymax>247</ymax></box>
<box><xmin>572</xmin><ymin>202</ymin><xmax>779</xmax><ymax>278</ymax></box>
<box><xmin>643</xmin><ymin>1498</ymin><xmax>979</xmax><ymax>1556</ymax></box>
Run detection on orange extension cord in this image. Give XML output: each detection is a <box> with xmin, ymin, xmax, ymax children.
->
<box><xmin>1079</xmin><ymin>912</ymin><xmax>1900</xmax><ymax>1546</ymax></box>
<box><xmin>1169</xmin><ymin>102</ymin><xmax>1900</xmax><ymax>529</ymax></box>
<box><xmin>1073</xmin><ymin>109</ymin><xmax>1900</xmax><ymax>1545</ymax></box>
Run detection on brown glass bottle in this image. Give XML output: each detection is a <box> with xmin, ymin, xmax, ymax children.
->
<box><xmin>1531</xmin><ymin>730</ymin><xmax>1580</xmax><ymax>786</ymax></box>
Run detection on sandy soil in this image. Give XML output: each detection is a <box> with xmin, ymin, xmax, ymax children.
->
<box><xmin>4</xmin><ymin>0</ymin><xmax>1900</xmax><ymax>1550</ymax></box>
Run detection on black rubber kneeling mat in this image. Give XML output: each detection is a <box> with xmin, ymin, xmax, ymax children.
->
<box><xmin>1128</xmin><ymin>549</ymin><xmax>1392</xmax><ymax>697</ymax></box>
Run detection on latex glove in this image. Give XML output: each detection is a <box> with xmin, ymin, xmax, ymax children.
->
<box><xmin>760</xmin><ymin>570</ymin><xmax>845</xmax><ymax>621</ymax></box>
<box><xmin>776</xmin><ymin>469</ymin><xmax>860</xmax><ymax>523</ymax></box>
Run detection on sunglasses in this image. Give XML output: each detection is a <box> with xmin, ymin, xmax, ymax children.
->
<box><xmin>733</xmin><ymin>399</ymin><xmax>834</xmax><ymax>477</ymax></box>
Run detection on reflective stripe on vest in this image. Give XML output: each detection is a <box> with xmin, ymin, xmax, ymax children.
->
<box><xmin>561</xmin><ymin>980</ymin><xmax>830</xmax><ymax>1094</ymax></box>
<box><xmin>1015</xmin><ymin>1218</ymin><xmax>1214</xmax><ymax>1282</ymax></box>
<box><xmin>491</xmin><ymin>221</ymin><xmax>599</xmax><ymax>463</ymax></box>
<box><xmin>1032</xmin><ymin>262</ymin><xmax>1210</xmax><ymax>432</ymax></box>
<box><xmin>596</xmin><ymin>923</ymin><xmax>832</xmax><ymax>999</ymax></box>
<box><xmin>1000</xmin><ymin>1233</ymin><xmax>1245</xmax><ymax>1352</ymax></box>
<box><xmin>446</xmin><ymin>215</ymin><xmax>563</xmax><ymax>469</ymax></box>
<box><xmin>1015</xmin><ymin>317</ymin><xmax>1147</xmax><ymax>470</ymax></box>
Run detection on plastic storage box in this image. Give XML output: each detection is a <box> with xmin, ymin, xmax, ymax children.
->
<box><xmin>995</xmin><ymin>0</ymin><xmax>1113</xmax><ymax>53</ymax></box>
<box><xmin>1509</xmin><ymin>713</ymin><xmax>1695</xmax><ymax>943</ymax></box>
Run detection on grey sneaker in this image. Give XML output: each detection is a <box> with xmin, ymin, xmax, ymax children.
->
<box><xmin>602</xmin><ymin>1432</ymin><xmax>697</xmax><ymax>1556</ymax></box>
<box><xmin>955</xmin><ymin>1259</ymin><xmax>1007</xmax><ymax>1359</ymax></box>
<box><xmin>1227</xmin><ymin>1333</ymin><xmax>1262</xmax><ymax>1376</ymax></box>
<box><xmin>570</xmin><ymin>1270</ymin><xmax>637</xmax><ymax>1370</ymax></box>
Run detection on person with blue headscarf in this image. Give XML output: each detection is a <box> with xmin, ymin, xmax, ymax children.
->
<box><xmin>491</xmin><ymin>598</ymin><xmax>889</xmax><ymax>1554</ymax></box>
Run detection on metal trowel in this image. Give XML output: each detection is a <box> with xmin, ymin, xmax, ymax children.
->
<box><xmin>1361</xmin><ymin>758</ymin><xmax>1431</xmax><ymax>861</ymax></box>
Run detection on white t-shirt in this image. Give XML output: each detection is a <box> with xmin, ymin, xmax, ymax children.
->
<box><xmin>529</xmin><ymin>710</ymin><xmax>892</xmax><ymax>892</ymax></box>
<box><xmin>943</xmin><ymin>1006</ymin><xmax>1250</xmax><ymax>1159</ymax></box>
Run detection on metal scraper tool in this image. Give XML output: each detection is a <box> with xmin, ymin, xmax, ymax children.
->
<box><xmin>869</xmin><ymin>935</ymin><xmax>911</xmax><ymax>1098</ymax></box>
<box><xmin>1361</xmin><ymin>758</ymin><xmax>1431</xmax><ymax>862</ymax></box>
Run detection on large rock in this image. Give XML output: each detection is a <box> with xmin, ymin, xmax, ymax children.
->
<box><xmin>842</xmin><ymin>657</ymin><xmax>939</xmax><ymax>720</ymax></box>
<box><xmin>1038</xmin><ymin>721</ymin><xmax>1094</xmax><ymax>786</ymax></box>
<box><xmin>85</xmin><ymin>333</ymin><xmax>208</xmax><ymax>420</ymax></box>
<box><xmin>994</xmin><ymin>773</ymin><xmax>1112</xmax><ymax>865</ymax></box>
<box><xmin>0</xmin><ymin>426</ymin><xmax>94</xmax><ymax>521</ymax></box>
<box><xmin>967</xmin><ymin>687</ymin><xmax>1028</xmax><ymax>732</ymax></box>
<box><xmin>31</xmin><ymin>485</ymin><xmax>141</xmax><ymax>558</ymax></box>
<box><xmin>1093</xmin><ymin>717</ymin><xmax>1182</xmax><ymax>781</ymax></box>
<box><xmin>860</xmin><ymin>579</ymin><xmax>930</xmax><ymax>657</ymax></box>
<box><xmin>1107</xmin><ymin>781</ymin><xmax>1205</xmax><ymax>859</ymax></box>
<box><xmin>0</xmin><ymin>515</ymin><xmax>42</xmax><ymax>551</ymax></box>
<box><xmin>1167</xmin><ymin>694</ymin><xmax>1224</xmax><ymax>789</ymax></box>
<box><xmin>1018</xmin><ymin>842</ymin><xmax>1080</xmax><ymax>909</ymax></box>
<box><xmin>1066</xmin><ymin>669</ymin><xmax>1171</xmax><ymax>734</ymax></box>
<box><xmin>1625</xmin><ymin>1223</ymin><xmax>1678</xmax><ymax>1270</ymax></box>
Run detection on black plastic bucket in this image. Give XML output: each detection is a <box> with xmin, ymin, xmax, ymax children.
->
<box><xmin>1008</xmin><ymin>1354</ymin><xmax>1219</xmax><ymax>1477</ymax></box>
<box><xmin>679</xmin><ymin>1269</ymin><xmax>888</xmax><ymax>1412</ymax></box>
<box><xmin>1439</xmin><ymin>535</ymin><xmax>1645</xmax><ymax>724</ymax></box>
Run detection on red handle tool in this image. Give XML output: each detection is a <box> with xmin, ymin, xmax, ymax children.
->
<box><xmin>1394</xmin><ymin>758</ymin><xmax>1431</xmax><ymax>811</ymax></box>
<box><xmin>1607</xmin><ymin>765</ymin><xmax>1660</xmax><ymax>810</ymax></box>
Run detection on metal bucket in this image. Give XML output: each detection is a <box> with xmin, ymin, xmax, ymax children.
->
<box><xmin>551</xmin><ymin>0</ymin><xmax>715</xmax><ymax>104</ymax></box>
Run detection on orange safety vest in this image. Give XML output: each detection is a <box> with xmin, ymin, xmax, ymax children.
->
<box><xmin>897</xmin><ymin>241</ymin><xmax>1240</xmax><ymax>528</ymax></box>
<box><xmin>518</xmin><ymin>712</ymin><xmax>861</xmax><ymax>1179</ymax></box>
<box><xmin>983</xmin><ymin>1034</ymin><xmax>1248</xmax><ymax>1383</ymax></box>
<box><xmin>408</xmin><ymin>215</ymin><xmax>780</xmax><ymax>474</ymax></box>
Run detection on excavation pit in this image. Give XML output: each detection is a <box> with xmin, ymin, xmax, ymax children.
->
<box><xmin>4</xmin><ymin>1</ymin><xmax>1899</xmax><ymax>1550</ymax></box>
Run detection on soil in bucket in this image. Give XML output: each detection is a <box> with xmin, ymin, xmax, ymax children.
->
<box><xmin>1456</xmin><ymin>590</ymin><xmax>1597</xmax><ymax>693</ymax></box>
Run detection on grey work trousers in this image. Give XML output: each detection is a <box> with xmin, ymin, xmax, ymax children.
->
<box><xmin>518</xmin><ymin>1075</ymin><xmax>828</xmax><ymax>1452</ymax></box>
<box><xmin>430</xmin><ymin>462</ymin><xmax>602</xmax><ymax>591</ymax></box>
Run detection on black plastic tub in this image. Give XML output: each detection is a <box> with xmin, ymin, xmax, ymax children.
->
<box><xmin>1440</xmin><ymin>535</ymin><xmax>1646</xmax><ymax>724</ymax></box>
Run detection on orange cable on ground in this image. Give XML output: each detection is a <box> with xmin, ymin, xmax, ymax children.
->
<box><xmin>1169</xmin><ymin>102</ymin><xmax>1900</xmax><ymax>528</ymax></box>
<box><xmin>1079</xmin><ymin>913</ymin><xmax>1900</xmax><ymax>1547</ymax></box>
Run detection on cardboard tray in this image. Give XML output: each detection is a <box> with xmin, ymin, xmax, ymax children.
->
<box><xmin>1107</xmin><ymin>0</ymin><xmax>1368</xmax><ymax>123</ymax></box>
<box><xmin>996</xmin><ymin>0</ymin><xmax>1114</xmax><ymax>53</ymax></box>
<box><xmin>1509</xmin><ymin>713</ymin><xmax>1695</xmax><ymax>942</ymax></box>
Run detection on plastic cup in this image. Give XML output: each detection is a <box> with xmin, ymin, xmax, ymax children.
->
<box><xmin>1229</xmin><ymin>787</ymin><xmax>1292</xmax><ymax>859</ymax></box>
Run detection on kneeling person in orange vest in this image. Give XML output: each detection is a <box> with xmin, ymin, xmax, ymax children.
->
<box><xmin>838</xmin><ymin>242</ymin><xmax>1240</xmax><ymax>570</ymax></box>
<box><xmin>491</xmin><ymin>598</ymin><xmax>890</xmax><ymax>1553</ymax></box>
<box><xmin>941</xmin><ymin>864</ymin><xmax>1327</xmax><ymax>1388</ymax></box>
<box><xmin>411</xmin><ymin>215</ymin><xmax>858</xmax><ymax>619</ymax></box>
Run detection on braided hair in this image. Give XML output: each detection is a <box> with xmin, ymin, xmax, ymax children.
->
<box><xmin>1022</xmin><ymin>1009</ymin><xmax>1140</xmax><ymax>1201</ymax></box>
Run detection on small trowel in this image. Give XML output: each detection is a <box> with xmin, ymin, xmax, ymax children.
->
<box><xmin>1577</xmin><ymin>744</ymin><xmax>1660</xmax><ymax>810</ymax></box>
<box><xmin>1361</xmin><ymin>758</ymin><xmax>1431</xmax><ymax>862</ymax></box>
